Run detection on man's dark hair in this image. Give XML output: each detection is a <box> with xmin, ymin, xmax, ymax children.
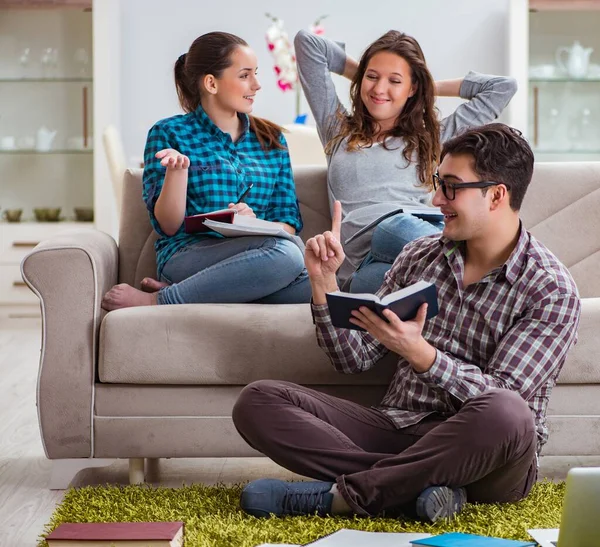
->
<box><xmin>440</xmin><ymin>123</ymin><xmax>534</xmax><ymax>211</ymax></box>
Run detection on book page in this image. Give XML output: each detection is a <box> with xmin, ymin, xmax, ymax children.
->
<box><xmin>307</xmin><ymin>529</ymin><xmax>432</xmax><ymax>546</ymax></box>
<box><xmin>233</xmin><ymin>216</ymin><xmax>282</xmax><ymax>229</ymax></box>
<box><xmin>380</xmin><ymin>280</ymin><xmax>431</xmax><ymax>306</ymax></box>
<box><xmin>202</xmin><ymin>219</ymin><xmax>295</xmax><ymax>242</ymax></box>
<box><xmin>327</xmin><ymin>291</ymin><xmax>381</xmax><ymax>303</ymax></box>
<box><xmin>526</xmin><ymin>529</ymin><xmax>558</xmax><ymax>547</ymax></box>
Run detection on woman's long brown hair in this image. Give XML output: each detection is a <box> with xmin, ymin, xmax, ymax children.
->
<box><xmin>174</xmin><ymin>31</ymin><xmax>285</xmax><ymax>152</ymax></box>
<box><xmin>326</xmin><ymin>30</ymin><xmax>440</xmax><ymax>189</ymax></box>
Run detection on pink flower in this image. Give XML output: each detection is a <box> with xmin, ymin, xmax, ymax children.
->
<box><xmin>278</xmin><ymin>80</ymin><xmax>293</xmax><ymax>91</ymax></box>
<box><xmin>266</xmin><ymin>13</ymin><xmax>328</xmax><ymax>99</ymax></box>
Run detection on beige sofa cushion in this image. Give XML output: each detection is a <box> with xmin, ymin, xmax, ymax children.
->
<box><xmin>98</xmin><ymin>300</ymin><xmax>599</xmax><ymax>385</ymax></box>
<box><xmin>99</xmin><ymin>304</ymin><xmax>397</xmax><ymax>385</ymax></box>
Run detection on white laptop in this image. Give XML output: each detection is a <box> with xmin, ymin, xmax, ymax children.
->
<box><xmin>529</xmin><ymin>467</ymin><xmax>600</xmax><ymax>547</ymax></box>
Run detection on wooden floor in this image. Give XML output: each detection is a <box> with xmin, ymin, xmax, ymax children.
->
<box><xmin>1</xmin><ymin>315</ymin><xmax>598</xmax><ymax>546</ymax></box>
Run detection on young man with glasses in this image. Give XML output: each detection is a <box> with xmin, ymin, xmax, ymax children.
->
<box><xmin>233</xmin><ymin>124</ymin><xmax>581</xmax><ymax>522</ymax></box>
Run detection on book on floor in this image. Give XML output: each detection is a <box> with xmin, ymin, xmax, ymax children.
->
<box><xmin>184</xmin><ymin>208</ymin><xmax>237</xmax><ymax>233</ymax></box>
<box><xmin>326</xmin><ymin>280</ymin><xmax>438</xmax><ymax>331</ymax></box>
<box><xmin>410</xmin><ymin>532</ymin><xmax>536</xmax><ymax>547</ymax></box>
<box><xmin>45</xmin><ymin>521</ymin><xmax>184</xmax><ymax>547</ymax></box>
<box><xmin>526</xmin><ymin>529</ymin><xmax>558</xmax><ymax>547</ymax></box>
<box><xmin>344</xmin><ymin>206</ymin><xmax>444</xmax><ymax>245</ymax></box>
<box><xmin>304</xmin><ymin>529</ymin><xmax>432</xmax><ymax>546</ymax></box>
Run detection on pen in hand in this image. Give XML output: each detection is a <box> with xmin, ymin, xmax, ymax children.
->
<box><xmin>236</xmin><ymin>183</ymin><xmax>254</xmax><ymax>204</ymax></box>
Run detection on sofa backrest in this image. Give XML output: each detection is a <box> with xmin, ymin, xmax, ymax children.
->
<box><xmin>118</xmin><ymin>162</ymin><xmax>600</xmax><ymax>297</ymax></box>
<box><xmin>520</xmin><ymin>162</ymin><xmax>600</xmax><ymax>298</ymax></box>
<box><xmin>118</xmin><ymin>169</ymin><xmax>156</xmax><ymax>287</ymax></box>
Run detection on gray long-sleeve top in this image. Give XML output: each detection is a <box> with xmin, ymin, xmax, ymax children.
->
<box><xmin>294</xmin><ymin>30</ymin><xmax>518</xmax><ymax>281</ymax></box>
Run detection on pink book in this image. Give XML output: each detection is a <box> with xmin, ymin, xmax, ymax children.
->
<box><xmin>184</xmin><ymin>208</ymin><xmax>236</xmax><ymax>234</ymax></box>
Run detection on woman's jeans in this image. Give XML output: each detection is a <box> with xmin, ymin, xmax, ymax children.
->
<box><xmin>157</xmin><ymin>236</ymin><xmax>311</xmax><ymax>305</ymax></box>
<box><xmin>349</xmin><ymin>213</ymin><xmax>444</xmax><ymax>294</ymax></box>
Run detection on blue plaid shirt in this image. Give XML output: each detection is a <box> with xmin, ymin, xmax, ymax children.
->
<box><xmin>142</xmin><ymin>106</ymin><xmax>303</xmax><ymax>277</ymax></box>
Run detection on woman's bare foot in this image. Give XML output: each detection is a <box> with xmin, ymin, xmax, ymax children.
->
<box><xmin>140</xmin><ymin>277</ymin><xmax>170</xmax><ymax>293</ymax></box>
<box><xmin>102</xmin><ymin>283</ymin><xmax>158</xmax><ymax>311</ymax></box>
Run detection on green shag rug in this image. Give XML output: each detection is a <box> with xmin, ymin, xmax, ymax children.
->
<box><xmin>40</xmin><ymin>481</ymin><xmax>564</xmax><ymax>547</ymax></box>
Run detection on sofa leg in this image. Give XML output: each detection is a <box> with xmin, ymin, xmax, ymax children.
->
<box><xmin>49</xmin><ymin>458</ymin><xmax>116</xmax><ymax>490</ymax></box>
<box><xmin>128</xmin><ymin>458</ymin><xmax>145</xmax><ymax>484</ymax></box>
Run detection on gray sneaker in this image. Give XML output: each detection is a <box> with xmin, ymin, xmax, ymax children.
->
<box><xmin>416</xmin><ymin>485</ymin><xmax>467</xmax><ymax>522</ymax></box>
<box><xmin>240</xmin><ymin>479</ymin><xmax>334</xmax><ymax>518</ymax></box>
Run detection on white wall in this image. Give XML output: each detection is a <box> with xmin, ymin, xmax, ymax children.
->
<box><xmin>117</xmin><ymin>0</ymin><xmax>514</xmax><ymax>162</ymax></box>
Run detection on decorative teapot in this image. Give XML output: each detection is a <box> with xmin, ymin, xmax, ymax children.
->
<box><xmin>556</xmin><ymin>41</ymin><xmax>593</xmax><ymax>79</ymax></box>
<box><xmin>36</xmin><ymin>126</ymin><xmax>58</xmax><ymax>152</ymax></box>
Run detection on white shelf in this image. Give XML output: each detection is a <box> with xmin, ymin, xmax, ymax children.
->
<box><xmin>530</xmin><ymin>78</ymin><xmax>600</xmax><ymax>83</ymax></box>
<box><xmin>0</xmin><ymin>149</ymin><xmax>93</xmax><ymax>154</ymax></box>
<box><xmin>0</xmin><ymin>77</ymin><xmax>92</xmax><ymax>83</ymax></box>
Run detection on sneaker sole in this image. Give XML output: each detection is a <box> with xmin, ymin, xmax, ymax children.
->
<box><xmin>416</xmin><ymin>486</ymin><xmax>466</xmax><ymax>522</ymax></box>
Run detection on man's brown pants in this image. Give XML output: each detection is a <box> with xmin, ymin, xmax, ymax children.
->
<box><xmin>232</xmin><ymin>380</ymin><xmax>538</xmax><ymax>516</ymax></box>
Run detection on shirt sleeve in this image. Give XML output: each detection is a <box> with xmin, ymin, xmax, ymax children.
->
<box><xmin>440</xmin><ymin>71</ymin><xmax>518</xmax><ymax>142</ymax></box>
<box><xmin>142</xmin><ymin>123</ymin><xmax>171</xmax><ymax>237</ymax></box>
<box><xmin>294</xmin><ymin>29</ymin><xmax>348</xmax><ymax>146</ymax></box>
<box><xmin>262</xmin><ymin>133</ymin><xmax>303</xmax><ymax>232</ymax></box>
<box><xmin>417</xmin><ymin>292</ymin><xmax>581</xmax><ymax>403</ymax></box>
<box><xmin>311</xmin><ymin>254</ymin><xmax>408</xmax><ymax>373</ymax></box>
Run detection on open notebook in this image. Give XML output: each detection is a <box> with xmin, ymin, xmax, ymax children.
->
<box><xmin>202</xmin><ymin>216</ymin><xmax>296</xmax><ymax>242</ymax></box>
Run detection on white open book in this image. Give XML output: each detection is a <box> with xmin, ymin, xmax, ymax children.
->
<box><xmin>255</xmin><ymin>529</ymin><xmax>432</xmax><ymax>546</ymax></box>
<box><xmin>203</xmin><ymin>216</ymin><xmax>296</xmax><ymax>242</ymax></box>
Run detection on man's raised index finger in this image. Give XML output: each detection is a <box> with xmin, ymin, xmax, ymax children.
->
<box><xmin>331</xmin><ymin>200</ymin><xmax>342</xmax><ymax>239</ymax></box>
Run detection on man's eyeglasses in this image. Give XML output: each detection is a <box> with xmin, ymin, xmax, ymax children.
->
<box><xmin>432</xmin><ymin>173</ymin><xmax>506</xmax><ymax>201</ymax></box>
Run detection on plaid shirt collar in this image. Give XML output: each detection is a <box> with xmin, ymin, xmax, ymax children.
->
<box><xmin>193</xmin><ymin>104</ymin><xmax>250</xmax><ymax>142</ymax></box>
<box><xmin>439</xmin><ymin>221</ymin><xmax>529</xmax><ymax>286</ymax></box>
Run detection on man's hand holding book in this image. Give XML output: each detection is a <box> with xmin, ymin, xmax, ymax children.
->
<box><xmin>307</xmin><ymin>200</ymin><xmax>437</xmax><ymax>372</ymax></box>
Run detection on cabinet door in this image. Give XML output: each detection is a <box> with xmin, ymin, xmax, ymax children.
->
<box><xmin>0</xmin><ymin>223</ymin><xmax>89</xmax><ymax>263</ymax></box>
<box><xmin>0</xmin><ymin>264</ymin><xmax>38</xmax><ymax>304</ymax></box>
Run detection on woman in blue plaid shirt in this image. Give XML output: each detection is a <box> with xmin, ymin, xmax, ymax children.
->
<box><xmin>102</xmin><ymin>32</ymin><xmax>310</xmax><ymax>310</ymax></box>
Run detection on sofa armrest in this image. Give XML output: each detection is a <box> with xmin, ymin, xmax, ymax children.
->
<box><xmin>21</xmin><ymin>229</ymin><xmax>118</xmax><ymax>458</ymax></box>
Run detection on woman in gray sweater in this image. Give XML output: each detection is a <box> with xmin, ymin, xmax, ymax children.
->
<box><xmin>294</xmin><ymin>29</ymin><xmax>517</xmax><ymax>292</ymax></box>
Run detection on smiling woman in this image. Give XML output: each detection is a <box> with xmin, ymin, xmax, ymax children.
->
<box><xmin>294</xmin><ymin>29</ymin><xmax>518</xmax><ymax>293</ymax></box>
<box><xmin>101</xmin><ymin>32</ymin><xmax>311</xmax><ymax>311</ymax></box>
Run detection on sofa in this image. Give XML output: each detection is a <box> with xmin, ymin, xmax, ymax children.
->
<box><xmin>21</xmin><ymin>162</ymin><xmax>600</xmax><ymax>488</ymax></box>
